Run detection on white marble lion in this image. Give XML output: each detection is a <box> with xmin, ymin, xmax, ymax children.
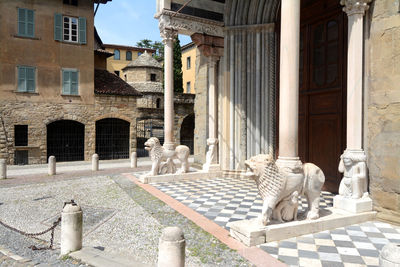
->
<box><xmin>144</xmin><ymin>137</ymin><xmax>190</xmax><ymax>176</ymax></box>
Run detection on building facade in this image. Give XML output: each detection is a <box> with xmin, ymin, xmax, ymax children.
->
<box><xmin>181</xmin><ymin>42</ymin><xmax>197</xmax><ymax>94</ymax></box>
<box><xmin>103</xmin><ymin>44</ymin><xmax>155</xmax><ymax>79</ymax></box>
<box><xmin>0</xmin><ymin>0</ymin><xmax>147</xmax><ymax>164</ymax></box>
<box><xmin>155</xmin><ymin>0</ymin><xmax>400</xmax><ymax>223</ymax></box>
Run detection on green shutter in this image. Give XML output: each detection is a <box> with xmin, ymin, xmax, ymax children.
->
<box><xmin>26</xmin><ymin>10</ymin><xmax>35</xmax><ymax>37</ymax></box>
<box><xmin>62</xmin><ymin>70</ymin><xmax>70</xmax><ymax>94</ymax></box>
<box><xmin>54</xmin><ymin>13</ymin><xmax>62</xmax><ymax>41</ymax></box>
<box><xmin>26</xmin><ymin>67</ymin><xmax>35</xmax><ymax>92</ymax></box>
<box><xmin>70</xmin><ymin>71</ymin><xmax>78</xmax><ymax>95</ymax></box>
<box><xmin>18</xmin><ymin>8</ymin><xmax>26</xmax><ymax>36</ymax></box>
<box><xmin>17</xmin><ymin>66</ymin><xmax>26</xmax><ymax>92</ymax></box>
<box><xmin>78</xmin><ymin>17</ymin><xmax>86</xmax><ymax>44</ymax></box>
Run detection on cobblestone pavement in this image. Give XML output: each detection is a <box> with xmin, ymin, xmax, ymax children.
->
<box><xmin>0</xmin><ymin>163</ymin><xmax>250</xmax><ymax>267</ymax></box>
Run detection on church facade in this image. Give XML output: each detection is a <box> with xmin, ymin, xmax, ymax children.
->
<box><xmin>155</xmin><ymin>0</ymin><xmax>400</xmax><ymax>223</ymax></box>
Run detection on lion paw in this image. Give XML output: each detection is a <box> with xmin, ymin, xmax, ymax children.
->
<box><xmin>306</xmin><ymin>210</ymin><xmax>319</xmax><ymax>220</ymax></box>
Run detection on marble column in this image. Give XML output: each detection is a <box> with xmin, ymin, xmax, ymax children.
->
<box><xmin>203</xmin><ymin>56</ymin><xmax>220</xmax><ymax>171</ymax></box>
<box><xmin>161</xmin><ymin>28</ymin><xmax>177</xmax><ymax>151</ymax></box>
<box><xmin>334</xmin><ymin>0</ymin><xmax>372</xmax><ymax>213</ymax></box>
<box><xmin>276</xmin><ymin>0</ymin><xmax>302</xmax><ymax>170</ymax></box>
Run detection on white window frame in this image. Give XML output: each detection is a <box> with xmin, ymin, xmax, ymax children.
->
<box><xmin>63</xmin><ymin>16</ymin><xmax>78</xmax><ymax>43</ymax></box>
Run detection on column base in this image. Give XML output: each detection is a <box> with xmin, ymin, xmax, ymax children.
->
<box><xmin>163</xmin><ymin>143</ymin><xmax>175</xmax><ymax>151</ymax></box>
<box><xmin>333</xmin><ymin>194</ymin><xmax>373</xmax><ymax>213</ymax></box>
<box><xmin>276</xmin><ymin>156</ymin><xmax>302</xmax><ymax>169</ymax></box>
<box><xmin>202</xmin><ymin>163</ymin><xmax>220</xmax><ymax>172</ymax></box>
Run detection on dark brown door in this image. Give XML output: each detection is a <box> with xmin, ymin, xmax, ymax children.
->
<box><xmin>299</xmin><ymin>0</ymin><xmax>347</xmax><ymax>193</ymax></box>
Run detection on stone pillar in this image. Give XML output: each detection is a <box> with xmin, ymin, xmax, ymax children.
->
<box><xmin>0</xmin><ymin>159</ymin><xmax>6</xmax><ymax>179</ymax></box>
<box><xmin>91</xmin><ymin>154</ymin><xmax>99</xmax><ymax>171</ymax></box>
<box><xmin>48</xmin><ymin>156</ymin><xmax>56</xmax><ymax>175</ymax></box>
<box><xmin>161</xmin><ymin>28</ymin><xmax>178</xmax><ymax>151</ymax></box>
<box><xmin>276</xmin><ymin>0</ymin><xmax>302</xmax><ymax>170</ymax></box>
<box><xmin>158</xmin><ymin>227</ymin><xmax>185</xmax><ymax>267</ymax></box>
<box><xmin>334</xmin><ymin>0</ymin><xmax>372</xmax><ymax>213</ymax></box>
<box><xmin>61</xmin><ymin>201</ymin><xmax>83</xmax><ymax>255</ymax></box>
<box><xmin>131</xmin><ymin>152</ymin><xmax>137</xmax><ymax>168</ymax></box>
<box><xmin>191</xmin><ymin>33</ymin><xmax>224</xmax><ymax>172</ymax></box>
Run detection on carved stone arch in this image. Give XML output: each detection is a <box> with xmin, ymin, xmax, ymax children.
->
<box><xmin>225</xmin><ymin>0</ymin><xmax>280</xmax><ymax>26</ymax></box>
<box><xmin>94</xmin><ymin>114</ymin><xmax>133</xmax><ymax>125</ymax></box>
<box><xmin>44</xmin><ymin>115</ymin><xmax>87</xmax><ymax>126</ymax></box>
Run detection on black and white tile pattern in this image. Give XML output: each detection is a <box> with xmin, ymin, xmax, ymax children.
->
<box><xmin>151</xmin><ymin>176</ymin><xmax>334</xmax><ymax>229</ymax></box>
<box><xmin>146</xmin><ymin>175</ymin><xmax>400</xmax><ymax>266</ymax></box>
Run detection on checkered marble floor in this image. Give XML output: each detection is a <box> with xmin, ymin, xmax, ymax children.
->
<box><xmin>151</xmin><ymin>176</ymin><xmax>334</xmax><ymax>229</ymax></box>
<box><xmin>146</xmin><ymin>175</ymin><xmax>400</xmax><ymax>267</ymax></box>
<box><xmin>259</xmin><ymin>221</ymin><xmax>400</xmax><ymax>267</ymax></box>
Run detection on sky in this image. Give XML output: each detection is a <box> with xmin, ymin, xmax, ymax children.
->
<box><xmin>94</xmin><ymin>0</ymin><xmax>191</xmax><ymax>47</ymax></box>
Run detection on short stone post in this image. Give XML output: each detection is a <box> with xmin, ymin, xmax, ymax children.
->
<box><xmin>61</xmin><ymin>200</ymin><xmax>83</xmax><ymax>255</ymax></box>
<box><xmin>0</xmin><ymin>159</ymin><xmax>6</xmax><ymax>179</ymax></box>
<box><xmin>380</xmin><ymin>243</ymin><xmax>400</xmax><ymax>267</ymax></box>
<box><xmin>131</xmin><ymin>152</ymin><xmax>137</xmax><ymax>168</ymax></box>
<box><xmin>48</xmin><ymin>156</ymin><xmax>56</xmax><ymax>175</ymax></box>
<box><xmin>158</xmin><ymin>227</ymin><xmax>185</xmax><ymax>267</ymax></box>
<box><xmin>92</xmin><ymin>154</ymin><xmax>99</xmax><ymax>171</ymax></box>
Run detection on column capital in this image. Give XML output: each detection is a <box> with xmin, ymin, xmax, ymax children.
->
<box><xmin>340</xmin><ymin>0</ymin><xmax>372</xmax><ymax>16</ymax></box>
<box><xmin>160</xmin><ymin>28</ymin><xmax>178</xmax><ymax>44</ymax></box>
<box><xmin>191</xmin><ymin>33</ymin><xmax>224</xmax><ymax>58</ymax></box>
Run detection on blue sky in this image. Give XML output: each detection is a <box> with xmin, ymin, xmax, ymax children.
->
<box><xmin>94</xmin><ymin>1</ymin><xmax>191</xmax><ymax>47</ymax></box>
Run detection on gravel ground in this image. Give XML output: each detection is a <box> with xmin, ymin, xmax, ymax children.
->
<box><xmin>0</xmin><ymin>173</ymin><xmax>249</xmax><ymax>266</ymax></box>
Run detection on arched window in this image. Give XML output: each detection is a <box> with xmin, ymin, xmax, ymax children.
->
<box><xmin>156</xmin><ymin>98</ymin><xmax>161</xmax><ymax>109</ymax></box>
<box><xmin>114</xmin><ymin>49</ymin><xmax>120</xmax><ymax>60</ymax></box>
<box><xmin>126</xmin><ymin>51</ymin><xmax>132</xmax><ymax>60</ymax></box>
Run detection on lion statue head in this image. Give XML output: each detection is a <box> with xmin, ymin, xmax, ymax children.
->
<box><xmin>144</xmin><ymin>137</ymin><xmax>163</xmax><ymax>160</ymax></box>
<box><xmin>244</xmin><ymin>154</ymin><xmax>274</xmax><ymax>179</ymax></box>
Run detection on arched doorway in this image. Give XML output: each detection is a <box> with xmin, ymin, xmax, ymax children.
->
<box><xmin>180</xmin><ymin>113</ymin><xmax>194</xmax><ymax>154</ymax></box>
<box><xmin>298</xmin><ymin>0</ymin><xmax>347</xmax><ymax>192</ymax></box>
<box><xmin>96</xmin><ymin>118</ymin><xmax>130</xmax><ymax>160</ymax></box>
<box><xmin>47</xmin><ymin>120</ymin><xmax>85</xmax><ymax>162</ymax></box>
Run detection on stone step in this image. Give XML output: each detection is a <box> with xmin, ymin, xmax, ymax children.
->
<box><xmin>69</xmin><ymin>247</ymin><xmax>152</xmax><ymax>267</ymax></box>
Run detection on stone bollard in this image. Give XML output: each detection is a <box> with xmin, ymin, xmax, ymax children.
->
<box><xmin>380</xmin><ymin>243</ymin><xmax>400</xmax><ymax>267</ymax></box>
<box><xmin>131</xmin><ymin>152</ymin><xmax>137</xmax><ymax>168</ymax></box>
<box><xmin>92</xmin><ymin>154</ymin><xmax>99</xmax><ymax>171</ymax></box>
<box><xmin>158</xmin><ymin>227</ymin><xmax>185</xmax><ymax>267</ymax></box>
<box><xmin>61</xmin><ymin>200</ymin><xmax>83</xmax><ymax>255</ymax></box>
<box><xmin>0</xmin><ymin>159</ymin><xmax>6</xmax><ymax>179</ymax></box>
<box><xmin>48</xmin><ymin>156</ymin><xmax>56</xmax><ymax>175</ymax></box>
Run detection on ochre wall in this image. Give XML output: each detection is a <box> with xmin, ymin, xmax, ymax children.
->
<box><xmin>0</xmin><ymin>0</ymin><xmax>95</xmax><ymax>105</ymax></box>
<box><xmin>182</xmin><ymin>45</ymin><xmax>197</xmax><ymax>94</ymax></box>
<box><xmin>366</xmin><ymin>0</ymin><xmax>400</xmax><ymax>223</ymax></box>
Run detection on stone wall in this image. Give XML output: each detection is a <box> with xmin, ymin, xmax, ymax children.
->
<box><xmin>0</xmin><ymin>95</ymin><xmax>140</xmax><ymax>164</ymax></box>
<box><xmin>193</xmin><ymin>50</ymin><xmax>209</xmax><ymax>164</ymax></box>
<box><xmin>366</xmin><ymin>0</ymin><xmax>400</xmax><ymax>222</ymax></box>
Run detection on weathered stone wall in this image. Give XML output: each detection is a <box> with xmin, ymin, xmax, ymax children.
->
<box><xmin>366</xmin><ymin>0</ymin><xmax>400</xmax><ymax>222</ymax></box>
<box><xmin>0</xmin><ymin>95</ymin><xmax>140</xmax><ymax>164</ymax></box>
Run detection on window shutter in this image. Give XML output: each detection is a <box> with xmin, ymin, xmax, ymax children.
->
<box><xmin>26</xmin><ymin>67</ymin><xmax>35</xmax><ymax>92</ymax></box>
<box><xmin>62</xmin><ymin>70</ymin><xmax>70</xmax><ymax>94</ymax></box>
<box><xmin>27</xmin><ymin>10</ymin><xmax>34</xmax><ymax>37</ymax></box>
<box><xmin>71</xmin><ymin>71</ymin><xmax>78</xmax><ymax>95</ymax></box>
<box><xmin>78</xmin><ymin>17</ymin><xmax>86</xmax><ymax>44</ymax></box>
<box><xmin>54</xmin><ymin>13</ymin><xmax>62</xmax><ymax>41</ymax></box>
<box><xmin>18</xmin><ymin>8</ymin><xmax>26</xmax><ymax>36</ymax></box>
<box><xmin>18</xmin><ymin>67</ymin><xmax>26</xmax><ymax>92</ymax></box>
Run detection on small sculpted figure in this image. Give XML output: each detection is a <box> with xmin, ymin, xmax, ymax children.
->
<box><xmin>338</xmin><ymin>150</ymin><xmax>367</xmax><ymax>199</ymax></box>
<box><xmin>144</xmin><ymin>137</ymin><xmax>190</xmax><ymax>176</ymax></box>
<box><xmin>273</xmin><ymin>191</ymin><xmax>299</xmax><ymax>222</ymax></box>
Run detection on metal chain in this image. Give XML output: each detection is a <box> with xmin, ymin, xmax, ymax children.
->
<box><xmin>0</xmin><ymin>216</ymin><xmax>61</xmax><ymax>250</ymax></box>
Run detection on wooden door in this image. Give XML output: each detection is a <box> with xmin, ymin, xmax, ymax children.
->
<box><xmin>299</xmin><ymin>0</ymin><xmax>347</xmax><ymax>193</ymax></box>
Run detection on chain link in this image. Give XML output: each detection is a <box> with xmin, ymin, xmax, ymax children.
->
<box><xmin>0</xmin><ymin>216</ymin><xmax>61</xmax><ymax>250</ymax></box>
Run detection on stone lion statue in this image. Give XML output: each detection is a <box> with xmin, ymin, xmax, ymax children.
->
<box><xmin>244</xmin><ymin>154</ymin><xmax>325</xmax><ymax>225</ymax></box>
<box><xmin>144</xmin><ymin>137</ymin><xmax>190</xmax><ymax>176</ymax></box>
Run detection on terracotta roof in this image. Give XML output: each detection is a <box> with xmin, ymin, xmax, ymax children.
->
<box><xmin>123</xmin><ymin>51</ymin><xmax>163</xmax><ymax>70</ymax></box>
<box><xmin>94</xmin><ymin>69</ymin><xmax>141</xmax><ymax>96</ymax></box>
<box><xmin>103</xmin><ymin>44</ymin><xmax>156</xmax><ymax>53</ymax></box>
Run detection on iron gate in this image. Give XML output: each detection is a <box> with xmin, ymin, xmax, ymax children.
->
<box><xmin>136</xmin><ymin>119</ymin><xmax>164</xmax><ymax>157</ymax></box>
<box><xmin>96</xmin><ymin>118</ymin><xmax>130</xmax><ymax>160</ymax></box>
<box><xmin>47</xmin><ymin>120</ymin><xmax>84</xmax><ymax>162</ymax></box>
